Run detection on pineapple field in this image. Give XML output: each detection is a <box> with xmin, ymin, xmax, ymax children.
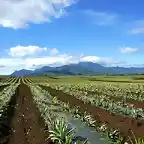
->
<box><xmin>1</xmin><ymin>76</ymin><xmax>144</xmax><ymax>144</ymax></box>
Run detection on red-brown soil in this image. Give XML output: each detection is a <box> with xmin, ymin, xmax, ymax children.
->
<box><xmin>40</xmin><ymin>85</ymin><xmax>144</xmax><ymax>141</ymax></box>
<box><xmin>111</xmin><ymin>96</ymin><xmax>144</xmax><ymax>109</ymax></box>
<box><xmin>78</xmin><ymin>89</ymin><xmax>144</xmax><ymax>109</ymax></box>
<box><xmin>0</xmin><ymin>82</ymin><xmax>53</xmax><ymax>144</ymax></box>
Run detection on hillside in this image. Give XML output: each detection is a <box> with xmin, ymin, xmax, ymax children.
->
<box><xmin>10</xmin><ymin>62</ymin><xmax>144</xmax><ymax>76</ymax></box>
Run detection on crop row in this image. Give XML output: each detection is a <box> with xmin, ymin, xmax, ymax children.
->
<box><xmin>31</xmin><ymin>83</ymin><xmax>142</xmax><ymax>144</ymax></box>
<box><xmin>0</xmin><ymin>77</ymin><xmax>20</xmax><ymax>85</ymax></box>
<box><xmin>39</xmin><ymin>83</ymin><xmax>144</xmax><ymax>120</ymax></box>
<box><xmin>0</xmin><ymin>83</ymin><xmax>20</xmax><ymax>143</ymax></box>
<box><xmin>41</xmin><ymin>83</ymin><xmax>144</xmax><ymax>102</ymax></box>
<box><xmin>28</xmin><ymin>83</ymin><xmax>90</xmax><ymax>144</ymax></box>
<box><xmin>0</xmin><ymin>83</ymin><xmax>20</xmax><ymax>117</ymax></box>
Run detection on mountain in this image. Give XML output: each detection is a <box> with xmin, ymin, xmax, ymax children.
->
<box><xmin>10</xmin><ymin>62</ymin><xmax>144</xmax><ymax>76</ymax></box>
<box><xmin>11</xmin><ymin>69</ymin><xmax>34</xmax><ymax>76</ymax></box>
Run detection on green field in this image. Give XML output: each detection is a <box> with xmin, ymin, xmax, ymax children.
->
<box><xmin>27</xmin><ymin>75</ymin><xmax>144</xmax><ymax>83</ymax></box>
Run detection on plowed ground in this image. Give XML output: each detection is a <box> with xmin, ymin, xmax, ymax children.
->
<box><xmin>1</xmin><ymin>82</ymin><xmax>53</xmax><ymax>144</ymax></box>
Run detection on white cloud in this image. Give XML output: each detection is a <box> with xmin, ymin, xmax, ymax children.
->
<box><xmin>0</xmin><ymin>45</ymin><xmax>127</xmax><ymax>75</ymax></box>
<box><xmin>0</xmin><ymin>55</ymin><xmax>124</xmax><ymax>75</ymax></box>
<box><xmin>8</xmin><ymin>45</ymin><xmax>60</xmax><ymax>57</ymax></box>
<box><xmin>9</xmin><ymin>45</ymin><xmax>48</xmax><ymax>57</ymax></box>
<box><xmin>0</xmin><ymin>0</ymin><xmax>76</xmax><ymax>29</ymax></box>
<box><xmin>120</xmin><ymin>47</ymin><xmax>138</xmax><ymax>54</ymax></box>
<box><xmin>80</xmin><ymin>56</ymin><xmax>122</xmax><ymax>65</ymax></box>
<box><xmin>84</xmin><ymin>10</ymin><xmax>117</xmax><ymax>26</ymax></box>
<box><xmin>49</xmin><ymin>48</ymin><xmax>59</xmax><ymax>55</ymax></box>
<box><xmin>129</xmin><ymin>20</ymin><xmax>144</xmax><ymax>34</ymax></box>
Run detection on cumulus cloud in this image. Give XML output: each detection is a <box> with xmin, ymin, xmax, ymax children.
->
<box><xmin>9</xmin><ymin>45</ymin><xmax>48</xmax><ymax>57</ymax></box>
<box><xmin>8</xmin><ymin>45</ymin><xmax>60</xmax><ymax>57</ymax></box>
<box><xmin>80</xmin><ymin>56</ymin><xmax>123</xmax><ymax>65</ymax></box>
<box><xmin>0</xmin><ymin>0</ymin><xmax>76</xmax><ymax>29</ymax></box>
<box><xmin>0</xmin><ymin>55</ymin><xmax>124</xmax><ymax>75</ymax></box>
<box><xmin>83</xmin><ymin>10</ymin><xmax>117</xmax><ymax>26</ymax></box>
<box><xmin>120</xmin><ymin>47</ymin><xmax>138</xmax><ymax>54</ymax></box>
<box><xmin>49</xmin><ymin>48</ymin><xmax>59</xmax><ymax>55</ymax></box>
<box><xmin>0</xmin><ymin>45</ymin><xmax>127</xmax><ymax>75</ymax></box>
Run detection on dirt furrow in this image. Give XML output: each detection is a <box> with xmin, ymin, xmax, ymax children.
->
<box><xmin>110</xmin><ymin>96</ymin><xmax>144</xmax><ymax>109</ymax></box>
<box><xmin>8</xmin><ymin>83</ymin><xmax>48</xmax><ymax>144</ymax></box>
<box><xmin>40</xmin><ymin>85</ymin><xmax>144</xmax><ymax>139</ymax></box>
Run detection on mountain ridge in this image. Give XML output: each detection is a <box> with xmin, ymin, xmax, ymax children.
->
<box><xmin>10</xmin><ymin>62</ymin><xmax>144</xmax><ymax>76</ymax></box>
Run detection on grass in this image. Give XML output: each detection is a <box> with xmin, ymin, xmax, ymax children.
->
<box><xmin>27</xmin><ymin>75</ymin><xmax>144</xmax><ymax>84</ymax></box>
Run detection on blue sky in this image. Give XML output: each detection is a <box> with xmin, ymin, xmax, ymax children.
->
<box><xmin>0</xmin><ymin>0</ymin><xmax>144</xmax><ymax>74</ymax></box>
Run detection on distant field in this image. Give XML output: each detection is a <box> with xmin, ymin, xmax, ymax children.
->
<box><xmin>27</xmin><ymin>75</ymin><xmax>144</xmax><ymax>83</ymax></box>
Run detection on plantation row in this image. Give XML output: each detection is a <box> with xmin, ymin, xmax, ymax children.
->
<box><xmin>39</xmin><ymin>83</ymin><xmax>144</xmax><ymax>118</ymax></box>
<box><xmin>34</xmin><ymin>81</ymin><xmax>144</xmax><ymax>143</ymax></box>
<box><xmin>25</xmin><ymin>79</ymin><xmax>91</xmax><ymax>144</ymax></box>
<box><xmin>1</xmin><ymin>77</ymin><xmax>144</xmax><ymax>144</ymax></box>
<box><xmin>0</xmin><ymin>78</ymin><xmax>20</xmax><ymax>143</ymax></box>
<box><xmin>26</xmin><ymin>77</ymin><xmax>144</xmax><ymax>143</ymax></box>
<box><xmin>0</xmin><ymin>78</ymin><xmax>92</xmax><ymax>144</ymax></box>
<box><xmin>44</xmin><ymin>83</ymin><xmax>144</xmax><ymax>102</ymax></box>
<box><xmin>0</xmin><ymin>78</ymin><xmax>21</xmax><ymax>115</ymax></box>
